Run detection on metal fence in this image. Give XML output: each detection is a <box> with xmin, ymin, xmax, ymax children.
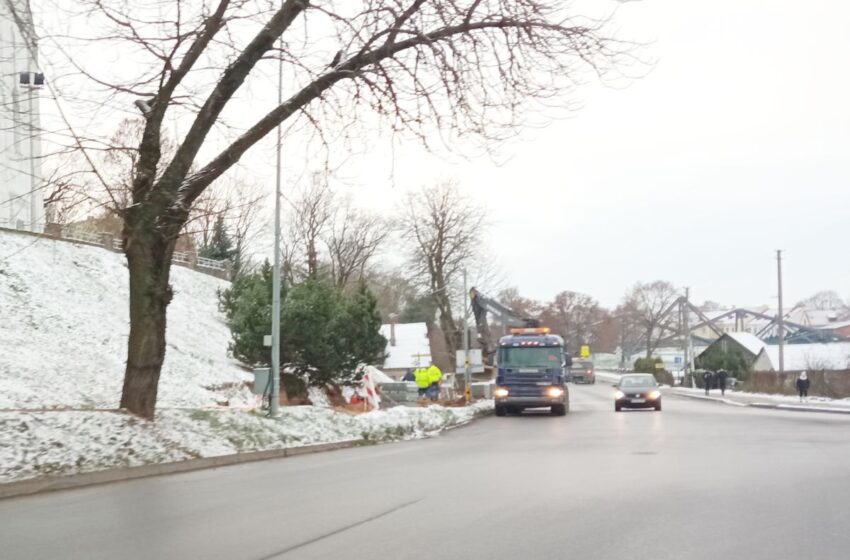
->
<box><xmin>0</xmin><ymin>219</ymin><xmax>229</xmax><ymax>278</ymax></box>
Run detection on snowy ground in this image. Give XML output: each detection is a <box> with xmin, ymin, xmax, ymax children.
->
<box><xmin>0</xmin><ymin>231</ymin><xmax>495</xmax><ymax>486</ymax></box>
<box><xmin>0</xmin><ymin>401</ymin><xmax>493</xmax><ymax>483</ymax></box>
<box><xmin>671</xmin><ymin>385</ymin><xmax>850</xmax><ymax>406</ymax></box>
<box><xmin>0</xmin><ymin>232</ymin><xmax>253</xmax><ymax>409</ymax></box>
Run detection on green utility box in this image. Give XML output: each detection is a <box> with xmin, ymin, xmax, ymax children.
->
<box><xmin>252</xmin><ymin>368</ymin><xmax>271</xmax><ymax>395</ymax></box>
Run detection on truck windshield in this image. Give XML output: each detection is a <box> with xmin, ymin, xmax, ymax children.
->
<box><xmin>498</xmin><ymin>347</ymin><xmax>563</xmax><ymax>368</ymax></box>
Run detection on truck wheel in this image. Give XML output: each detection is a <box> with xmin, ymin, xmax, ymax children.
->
<box><xmin>551</xmin><ymin>404</ymin><xmax>567</xmax><ymax>416</ymax></box>
<box><xmin>495</xmin><ymin>405</ymin><xmax>507</xmax><ymax>417</ymax></box>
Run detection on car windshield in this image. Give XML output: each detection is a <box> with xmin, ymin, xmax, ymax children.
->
<box><xmin>498</xmin><ymin>347</ymin><xmax>563</xmax><ymax>368</ymax></box>
<box><xmin>620</xmin><ymin>376</ymin><xmax>656</xmax><ymax>388</ymax></box>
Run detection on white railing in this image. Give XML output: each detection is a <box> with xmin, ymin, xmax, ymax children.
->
<box><xmin>172</xmin><ymin>251</ymin><xmax>193</xmax><ymax>265</ymax></box>
<box><xmin>61</xmin><ymin>227</ymin><xmax>103</xmax><ymax>246</ymax></box>
<box><xmin>1</xmin><ymin>221</ymin><xmax>230</xmax><ymax>278</ymax></box>
<box><xmin>196</xmin><ymin>255</ymin><xmax>228</xmax><ymax>271</ymax></box>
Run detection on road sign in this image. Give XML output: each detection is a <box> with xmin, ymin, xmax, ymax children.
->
<box><xmin>456</xmin><ymin>349</ymin><xmax>484</xmax><ymax>373</ymax></box>
<box><xmin>655</xmin><ymin>362</ymin><xmax>665</xmax><ymax>369</ymax></box>
<box><xmin>674</xmin><ymin>356</ymin><xmax>683</xmax><ymax>364</ymax></box>
<box><xmin>580</xmin><ymin>345</ymin><xmax>591</xmax><ymax>357</ymax></box>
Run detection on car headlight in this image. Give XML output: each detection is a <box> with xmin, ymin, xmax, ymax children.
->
<box><xmin>546</xmin><ymin>386</ymin><xmax>564</xmax><ymax>398</ymax></box>
<box><xmin>649</xmin><ymin>390</ymin><xmax>661</xmax><ymax>400</ymax></box>
<box><xmin>615</xmin><ymin>391</ymin><xmax>625</xmax><ymax>399</ymax></box>
<box><xmin>494</xmin><ymin>387</ymin><xmax>509</xmax><ymax>398</ymax></box>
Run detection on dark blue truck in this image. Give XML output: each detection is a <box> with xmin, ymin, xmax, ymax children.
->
<box><xmin>493</xmin><ymin>327</ymin><xmax>571</xmax><ymax>417</ymax></box>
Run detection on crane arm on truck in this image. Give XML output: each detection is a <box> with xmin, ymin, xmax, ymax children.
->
<box><xmin>469</xmin><ymin>287</ymin><xmax>539</xmax><ymax>365</ymax></box>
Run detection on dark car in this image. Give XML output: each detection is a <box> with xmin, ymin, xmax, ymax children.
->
<box><xmin>570</xmin><ymin>359</ymin><xmax>595</xmax><ymax>384</ymax></box>
<box><xmin>614</xmin><ymin>374</ymin><xmax>662</xmax><ymax>412</ymax></box>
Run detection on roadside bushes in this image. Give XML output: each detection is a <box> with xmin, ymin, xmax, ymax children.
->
<box><xmin>696</xmin><ymin>345</ymin><xmax>751</xmax><ymax>382</ymax></box>
<box><xmin>634</xmin><ymin>357</ymin><xmax>674</xmax><ymax>386</ymax></box>
<box><xmin>218</xmin><ymin>264</ymin><xmax>386</xmax><ymax>389</ymax></box>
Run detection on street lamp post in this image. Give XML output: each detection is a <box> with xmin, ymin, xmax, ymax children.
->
<box><xmin>270</xmin><ymin>42</ymin><xmax>284</xmax><ymax>416</ymax></box>
<box><xmin>462</xmin><ymin>269</ymin><xmax>471</xmax><ymax>403</ymax></box>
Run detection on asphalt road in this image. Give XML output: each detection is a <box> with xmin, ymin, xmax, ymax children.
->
<box><xmin>4</xmin><ymin>384</ymin><xmax>850</xmax><ymax>560</ymax></box>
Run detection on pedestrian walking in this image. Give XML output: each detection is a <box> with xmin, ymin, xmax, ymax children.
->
<box><xmin>703</xmin><ymin>370</ymin><xmax>713</xmax><ymax>396</ymax></box>
<box><xmin>402</xmin><ymin>368</ymin><xmax>415</xmax><ymax>382</ymax></box>
<box><xmin>716</xmin><ymin>370</ymin><xmax>728</xmax><ymax>396</ymax></box>
<box><xmin>796</xmin><ymin>371</ymin><xmax>810</xmax><ymax>402</ymax></box>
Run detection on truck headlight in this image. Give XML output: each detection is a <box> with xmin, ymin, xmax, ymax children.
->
<box><xmin>546</xmin><ymin>386</ymin><xmax>564</xmax><ymax>398</ymax></box>
<box><xmin>494</xmin><ymin>387</ymin><xmax>509</xmax><ymax>398</ymax></box>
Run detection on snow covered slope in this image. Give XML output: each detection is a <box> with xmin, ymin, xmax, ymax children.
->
<box><xmin>0</xmin><ymin>231</ymin><xmax>252</xmax><ymax>409</ymax></box>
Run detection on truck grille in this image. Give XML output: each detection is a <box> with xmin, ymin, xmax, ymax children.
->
<box><xmin>501</xmin><ymin>371</ymin><xmax>552</xmax><ymax>396</ymax></box>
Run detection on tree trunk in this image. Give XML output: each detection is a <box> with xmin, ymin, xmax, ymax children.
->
<box><xmin>120</xmin><ymin>220</ymin><xmax>176</xmax><ymax>420</ymax></box>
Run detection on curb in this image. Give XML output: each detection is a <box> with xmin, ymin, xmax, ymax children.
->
<box><xmin>669</xmin><ymin>391</ymin><xmax>748</xmax><ymax>407</ymax></box>
<box><xmin>670</xmin><ymin>390</ymin><xmax>850</xmax><ymax>415</ymax></box>
<box><xmin>749</xmin><ymin>403</ymin><xmax>850</xmax><ymax>415</ymax></box>
<box><xmin>0</xmin><ymin>407</ymin><xmax>495</xmax><ymax>501</ymax></box>
<box><xmin>0</xmin><ymin>440</ymin><xmax>364</xmax><ymax>501</ymax></box>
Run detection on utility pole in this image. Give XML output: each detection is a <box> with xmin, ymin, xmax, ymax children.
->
<box><xmin>462</xmin><ymin>269</ymin><xmax>471</xmax><ymax>403</ymax></box>
<box><xmin>776</xmin><ymin>250</ymin><xmax>785</xmax><ymax>373</ymax></box>
<box><xmin>682</xmin><ymin>288</ymin><xmax>691</xmax><ymax>385</ymax></box>
<box><xmin>270</xmin><ymin>41</ymin><xmax>284</xmax><ymax>416</ymax></box>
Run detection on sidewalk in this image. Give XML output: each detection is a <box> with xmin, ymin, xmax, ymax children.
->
<box><xmin>670</xmin><ymin>387</ymin><xmax>850</xmax><ymax>415</ymax></box>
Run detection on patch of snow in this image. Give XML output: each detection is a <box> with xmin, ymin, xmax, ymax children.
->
<box><xmin>361</xmin><ymin>364</ymin><xmax>394</xmax><ymax>384</ymax></box>
<box><xmin>724</xmin><ymin>332</ymin><xmax>767</xmax><ymax>356</ymax></box>
<box><xmin>0</xmin><ymin>401</ymin><xmax>494</xmax><ymax>483</ymax></box>
<box><xmin>307</xmin><ymin>387</ymin><xmax>331</xmax><ymax>408</ymax></box>
<box><xmin>0</xmin><ymin>232</ymin><xmax>252</xmax><ymax>410</ymax></box>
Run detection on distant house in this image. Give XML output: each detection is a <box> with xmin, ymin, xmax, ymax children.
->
<box><xmin>378</xmin><ymin>321</ymin><xmax>432</xmax><ymax>379</ymax></box>
<box><xmin>696</xmin><ymin>332</ymin><xmax>766</xmax><ymax>367</ymax></box>
<box><xmin>814</xmin><ymin>319</ymin><xmax>850</xmax><ymax>339</ymax></box>
<box><xmin>753</xmin><ymin>343</ymin><xmax>850</xmax><ymax>372</ymax></box>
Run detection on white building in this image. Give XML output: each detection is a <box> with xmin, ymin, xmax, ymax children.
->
<box><xmin>753</xmin><ymin>343</ymin><xmax>850</xmax><ymax>372</ymax></box>
<box><xmin>0</xmin><ymin>0</ymin><xmax>44</xmax><ymax>231</ymax></box>
<box><xmin>379</xmin><ymin>321</ymin><xmax>432</xmax><ymax>379</ymax></box>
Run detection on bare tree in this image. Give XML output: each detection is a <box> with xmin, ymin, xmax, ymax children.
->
<box><xmin>622</xmin><ymin>280</ymin><xmax>680</xmax><ymax>358</ymax></box>
<box><xmin>498</xmin><ymin>287</ymin><xmax>544</xmax><ymax>319</ymax></box>
<box><xmin>43</xmin><ymin>0</ymin><xmax>630</xmax><ymax>418</ymax></box>
<box><xmin>540</xmin><ymin>290</ymin><xmax>604</xmax><ymax>353</ymax></box>
<box><xmin>798</xmin><ymin>290</ymin><xmax>848</xmax><ymax>315</ymax></box>
<box><xmin>402</xmin><ymin>182</ymin><xmax>485</xmax><ymax>360</ymax></box>
<box><xmin>287</xmin><ymin>173</ymin><xmax>334</xmax><ymax>278</ymax></box>
<box><xmin>186</xmin><ymin>177</ymin><xmax>266</xmax><ymax>274</ymax></box>
<box><xmin>40</xmin><ymin>165</ymin><xmax>90</xmax><ymax>224</ymax></box>
<box><xmin>325</xmin><ymin>200</ymin><xmax>392</xmax><ymax>290</ymax></box>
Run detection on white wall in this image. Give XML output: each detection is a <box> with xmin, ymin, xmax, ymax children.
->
<box><xmin>0</xmin><ymin>1</ymin><xmax>43</xmax><ymax>231</ymax></box>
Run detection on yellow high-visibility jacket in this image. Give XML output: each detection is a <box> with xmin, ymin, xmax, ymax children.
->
<box><xmin>414</xmin><ymin>367</ymin><xmax>431</xmax><ymax>388</ymax></box>
<box><xmin>427</xmin><ymin>365</ymin><xmax>443</xmax><ymax>384</ymax></box>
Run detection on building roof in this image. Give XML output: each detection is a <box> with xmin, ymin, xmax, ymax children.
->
<box><xmin>379</xmin><ymin>322</ymin><xmax>431</xmax><ymax>370</ymax></box>
<box><xmin>755</xmin><ymin>343</ymin><xmax>850</xmax><ymax>372</ymax></box>
<box><xmin>724</xmin><ymin>332</ymin><xmax>767</xmax><ymax>356</ymax></box>
<box><xmin>815</xmin><ymin>319</ymin><xmax>850</xmax><ymax>330</ymax></box>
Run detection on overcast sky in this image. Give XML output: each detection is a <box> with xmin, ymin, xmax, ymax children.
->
<box><xmin>326</xmin><ymin>0</ymin><xmax>850</xmax><ymax>309</ymax></box>
<box><xmin>38</xmin><ymin>0</ymin><xmax>850</xmax><ymax>310</ymax></box>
